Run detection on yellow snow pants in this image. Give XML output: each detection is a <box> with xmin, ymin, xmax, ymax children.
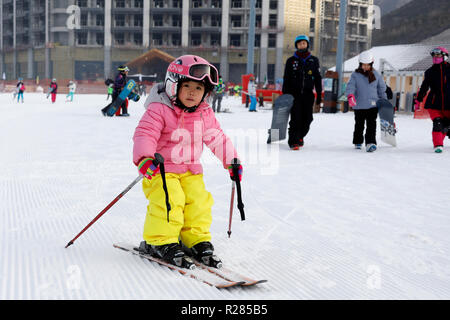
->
<box><xmin>142</xmin><ymin>171</ymin><xmax>214</xmax><ymax>248</ymax></box>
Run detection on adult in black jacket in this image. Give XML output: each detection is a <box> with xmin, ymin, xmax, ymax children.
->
<box><xmin>282</xmin><ymin>35</ymin><xmax>322</xmax><ymax>150</ymax></box>
<box><xmin>416</xmin><ymin>47</ymin><xmax>450</xmax><ymax>152</ymax></box>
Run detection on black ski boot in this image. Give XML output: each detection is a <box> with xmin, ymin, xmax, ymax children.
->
<box><xmin>138</xmin><ymin>241</ymin><xmax>195</xmax><ymax>270</ymax></box>
<box><xmin>191</xmin><ymin>242</ymin><xmax>222</xmax><ymax>269</ymax></box>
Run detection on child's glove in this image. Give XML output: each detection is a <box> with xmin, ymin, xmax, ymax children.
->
<box><xmin>348</xmin><ymin>94</ymin><xmax>356</xmax><ymax>107</ymax></box>
<box><xmin>138</xmin><ymin>157</ymin><xmax>160</xmax><ymax>179</ymax></box>
<box><xmin>228</xmin><ymin>161</ymin><xmax>243</xmax><ymax>182</ymax></box>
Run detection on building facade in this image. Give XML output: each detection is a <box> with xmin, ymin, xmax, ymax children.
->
<box><xmin>0</xmin><ymin>0</ymin><xmax>373</xmax><ymax>83</ymax></box>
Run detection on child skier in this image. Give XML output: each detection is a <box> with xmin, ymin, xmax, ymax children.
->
<box><xmin>48</xmin><ymin>79</ymin><xmax>58</xmax><ymax>103</ymax></box>
<box><xmin>416</xmin><ymin>47</ymin><xmax>450</xmax><ymax>153</ymax></box>
<box><xmin>16</xmin><ymin>78</ymin><xmax>25</xmax><ymax>103</ymax></box>
<box><xmin>133</xmin><ymin>55</ymin><xmax>242</xmax><ymax>269</ymax></box>
<box><xmin>66</xmin><ymin>80</ymin><xmax>76</xmax><ymax>102</ymax></box>
<box><xmin>345</xmin><ymin>51</ymin><xmax>387</xmax><ymax>152</ymax></box>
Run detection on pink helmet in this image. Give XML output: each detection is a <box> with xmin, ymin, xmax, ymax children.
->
<box><xmin>165</xmin><ymin>55</ymin><xmax>219</xmax><ymax>102</ymax></box>
<box><xmin>430</xmin><ymin>47</ymin><xmax>449</xmax><ymax>63</ymax></box>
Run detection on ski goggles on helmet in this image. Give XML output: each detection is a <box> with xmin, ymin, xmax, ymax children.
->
<box><xmin>167</xmin><ymin>62</ymin><xmax>219</xmax><ymax>86</ymax></box>
<box><xmin>430</xmin><ymin>48</ymin><xmax>444</xmax><ymax>57</ymax></box>
<box><xmin>118</xmin><ymin>66</ymin><xmax>130</xmax><ymax>72</ymax></box>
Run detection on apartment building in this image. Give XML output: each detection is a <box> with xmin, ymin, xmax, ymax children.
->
<box><xmin>0</xmin><ymin>0</ymin><xmax>372</xmax><ymax>83</ymax></box>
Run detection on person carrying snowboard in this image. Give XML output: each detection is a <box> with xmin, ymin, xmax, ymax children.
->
<box><xmin>133</xmin><ymin>55</ymin><xmax>241</xmax><ymax>269</ymax></box>
<box><xmin>102</xmin><ymin>65</ymin><xmax>130</xmax><ymax>116</ymax></box>
<box><xmin>416</xmin><ymin>47</ymin><xmax>450</xmax><ymax>153</ymax></box>
<box><xmin>16</xmin><ymin>78</ymin><xmax>25</xmax><ymax>103</ymax></box>
<box><xmin>48</xmin><ymin>79</ymin><xmax>58</xmax><ymax>103</ymax></box>
<box><xmin>345</xmin><ymin>51</ymin><xmax>387</xmax><ymax>152</ymax></box>
<box><xmin>282</xmin><ymin>35</ymin><xmax>322</xmax><ymax>150</ymax></box>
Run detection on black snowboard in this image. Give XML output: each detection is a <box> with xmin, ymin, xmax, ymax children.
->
<box><xmin>267</xmin><ymin>94</ymin><xmax>294</xmax><ymax>143</ymax></box>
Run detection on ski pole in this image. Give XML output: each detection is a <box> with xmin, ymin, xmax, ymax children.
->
<box><xmin>65</xmin><ymin>153</ymin><xmax>165</xmax><ymax>248</ymax></box>
<box><xmin>227</xmin><ymin>181</ymin><xmax>236</xmax><ymax>238</ymax></box>
<box><xmin>231</xmin><ymin>159</ymin><xmax>245</xmax><ymax>221</ymax></box>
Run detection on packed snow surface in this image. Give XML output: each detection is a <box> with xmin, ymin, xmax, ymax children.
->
<box><xmin>1</xmin><ymin>92</ymin><xmax>450</xmax><ymax>299</ymax></box>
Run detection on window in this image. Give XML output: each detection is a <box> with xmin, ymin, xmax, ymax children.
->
<box><xmin>115</xmin><ymin>32</ymin><xmax>125</xmax><ymax>45</ymax></box>
<box><xmin>269</xmin><ymin>0</ymin><xmax>277</xmax><ymax>9</ymax></box>
<box><xmin>81</xmin><ymin>13</ymin><xmax>88</xmax><ymax>26</ymax></box>
<box><xmin>77</xmin><ymin>32</ymin><xmax>88</xmax><ymax>45</ymax></box>
<box><xmin>211</xmin><ymin>0</ymin><xmax>221</xmax><ymax>8</ymax></box>
<box><xmin>191</xmin><ymin>33</ymin><xmax>201</xmax><ymax>46</ymax></box>
<box><xmin>268</xmin><ymin>34</ymin><xmax>276</xmax><ymax>48</ymax></box>
<box><xmin>192</xmin><ymin>15</ymin><xmax>202</xmax><ymax>27</ymax></box>
<box><xmin>173</xmin><ymin>0</ymin><xmax>181</xmax><ymax>8</ymax></box>
<box><xmin>153</xmin><ymin>15</ymin><xmax>163</xmax><ymax>27</ymax></box>
<box><xmin>231</xmin><ymin>15</ymin><xmax>241</xmax><ymax>28</ymax></box>
<box><xmin>135</xmin><ymin>0</ymin><xmax>143</xmax><ymax>8</ymax></box>
<box><xmin>211</xmin><ymin>15</ymin><xmax>221</xmax><ymax>27</ymax></box>
<box><xmin>231</xmin><ymin>0</ymin><xmax>242</xmax><ymax>8</ymax></box>
<box><xmin>152</xmin><ymin>33</ymin><xmax>162</xmax><ymax>45</ymax></box>
<box><xmin>172</xmin><ymin>15</ymin><xmax>181</xmax><ymax>27</ymax></box>
<box><xmin>77</xmin><ymin>0</ymin><xmax>88</xmax><ymax>7</ymax></box>
<box><xmin>193</xmin><ymin>0</ymin><xmax>202</xmax><ymax>8</ymax></box>
<box><xmin>254</xmin><ymin>34</ymin><xmax>260</xmax><ymax>47</ymax></box>
<box><xmin>210</xmin><ymin>33</ymin><xmax>220</xmax><ymax>46</ymax></box>
<box><xmin>230</xmin><ymin>34</ymin><xmax>240</xmax><ymax>47</ymax></box>
<box><xmin>269</xmin><ymin>14</ymin><xmax>277</xmax><ymax>27</ymax></box>
<box><xmin>116</xmin><ymin>0</ymin><xmax>125</xmax><ymax>8</ymax></box>
<box><xmin>96</xmin><ymin>32</ymin><xmax>104</xmax><ymax>45</ymax></box>
<box><xmin>359</xmin><ymin>24</ymin><xmax>367</xmax><ymax>36</ymax></box>
<box><xmin>134</xmin><ymin>15</ymin><xmax>143</xmax><ymax>26</ymax></box>
<box><xmin>96</xmin><ymin>14</ymin><xmax>104</xmax><ymax>26</ymax></box>
<box><xmin>154</xmin><ymin>0</ymin><xmax>164</xmax><ymax>8</ymax></box>
<box><xmin>96</xmin><ymin>0</ymin><xmax>105</xmax><ymax>7</ymax></box>
<box><xmin>172</xmin><ymin>33</ymin><xmax>181</xmax><ymax>45</ymax></box>
<box><xmin>134</xmin><ymin>33</ymin><xmax>142</xmax><ymax>45</ymax></box>
<box><xmin>115</xmin><ymin>15</ymin><xmax>125</xmax><ymax>26</ymax></box>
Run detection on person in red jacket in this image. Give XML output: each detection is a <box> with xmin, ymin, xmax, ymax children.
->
<box><xmin>416</xmin><ymin>47</ymin><xmax>450</xmax><ymax>153</ymax></box>
<box><xmin>49</xmin><ymin>78</ymin><xmax>58</xmax><ymax>103</ymax></box>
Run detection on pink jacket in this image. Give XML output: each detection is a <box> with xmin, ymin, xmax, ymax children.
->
<box><xmin>133</xmin><ymin>84</ymin><xmax>238</xmax><ymax>174</ymax></box>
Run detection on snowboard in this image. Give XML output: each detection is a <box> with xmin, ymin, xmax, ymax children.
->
<box><xmin>267</xmin><ymin>94</ymin><xmax>294</xmax><ymax>144</ymax></box>
<box><xmin>377</xmin><ymin>98</ymin><xmax>397</xmax><ymax>147</ymax></box>
<box><xmin>104</xmin><ymin>80</ymin><xmax>137</xmax><ymax>117</ymax></box>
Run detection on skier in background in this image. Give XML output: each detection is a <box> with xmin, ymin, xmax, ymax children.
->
<box><xmin>282</xmin><ymin>35</ymin><xmax>322</xmax><ymax>150</ymax></box>
<box><xmin>16</xmin><ymin>78</ymin><xmax>25</xmax><ymax>103</ymax></box>
<box><xmin>211</xmin><ymin>75</ymin><xmax>225</xmax><ymax>112</ymax></box>
<box><xmin>133</xmin><ymin>55</ymin><xmax>241</xmax><ymax>269</ymax></box>
<box><xmin>66</xmin><ymin>80</ymin><xmax>76</xmax><ymax>102</ymax></box>
<box><xmin>345</xmin><ymin>51</ymin><xmax>387</xmax><ymax>152</ymax></box>
<box><xmin>248</xmin><ymin>76</ymin><xmax>257</xmax><ymax>112</ymax></box>
<box><xmin>102</xmin><ymin>65</ymin><xmax>129</xmax><ymax>116</ymax></box>
<box><xmin>48</xmin><ymin>79</ymin><xmax>58</xmax><ymax>103</ymax></box>
<box><xmin>106</xmin><ymin>83</ymin><xmax>113</xmax><ymax>100</ymax></box>
<box><xmin>416</xmin><ymin>47</ymin><xmax>450</xmax><ymax>153</ymax></box>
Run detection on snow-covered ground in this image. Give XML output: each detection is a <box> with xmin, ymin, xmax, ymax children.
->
<box><xmin>1</xmin><ymin>92</ymin><xmax>450</xmax><ymax>300</ymax></box>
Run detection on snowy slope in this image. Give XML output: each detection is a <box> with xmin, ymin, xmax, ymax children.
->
<box><xmin>1</xmin><ymin>92</ymin><xmax>450</xmax><ymax>300</ymax></box>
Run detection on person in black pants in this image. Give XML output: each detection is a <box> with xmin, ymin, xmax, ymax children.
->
<box><xmin>102</xmin><ymin>65</ymin><xmax>129</xmax><ymax>116</ymax></box>
<box><xmin>282</xmin><ymin>35</ymin><xmax>322</xmax><ymax>150</ymax></box>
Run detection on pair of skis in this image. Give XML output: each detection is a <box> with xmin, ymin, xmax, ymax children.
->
<box><xmin>113</xmin><ymin>243</ymin><xmax>267</xmax><ymax>289</ymax></box>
